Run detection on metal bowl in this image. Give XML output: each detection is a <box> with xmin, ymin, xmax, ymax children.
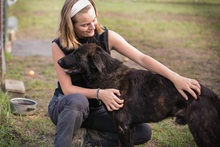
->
<box><xmin>10</xmin><ymin>98</ymin><xmax>37</xmax><ymax>115</ymax></box>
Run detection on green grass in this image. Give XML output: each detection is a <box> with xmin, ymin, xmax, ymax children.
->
<box><xmin>8</xmin><ymin>0</ymin><xmax>65</xmax><ymax>39</ymax></box>
<box><xmin>3</xmin><ymin>0</ymin><xmax>220</xmax><ymax>146</ymax></box>
<box><xmin>97</xmin><ymin>1</ymin><xmax>220</xmax><ymax>51</ymax></box>
<box><xmin>1</xmin><ymin>54</ymin><xmax>56</xmax><ymax>146</ymax></box>
<box><xmin>151</xmin><ymin>119</ymin><xmax>196</xmax><ymax>146</ymax></box>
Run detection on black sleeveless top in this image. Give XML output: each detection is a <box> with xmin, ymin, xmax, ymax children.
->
<box><xmin>52</xmin><ymin>27</ymin><xmax>109</xmax><ymax>107</ymax></box>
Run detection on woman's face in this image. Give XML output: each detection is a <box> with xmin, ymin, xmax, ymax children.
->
<box><xmin>74</xmin><ymin>7</ymin><xmax>97</xmax><ymax>38</ymax></box>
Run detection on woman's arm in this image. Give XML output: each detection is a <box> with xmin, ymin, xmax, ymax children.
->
<box><xmin>108</xmin><ymin>30</ymin><xmax>201</xmax><ymax>100</ymax></box>
<box><xmin>52</xmin><ymin>42</ymin><xmax>123</xmax><ymax>111</ymax></box>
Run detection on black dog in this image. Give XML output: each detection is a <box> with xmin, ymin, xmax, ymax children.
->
<box><xmin>58</xmin><ymin>43</ymin><xmax>220</xmax><ymax>147</ymax></box>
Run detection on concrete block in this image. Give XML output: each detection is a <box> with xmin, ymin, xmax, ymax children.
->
<box><xmin>5</xmin><ymin>79</ymin><xmax>25</xmax><ymax>98</ymax></box>
<box><xmin>8</xmin><ymin>16</ymin><xmax>18</xmax><ymax>31</ymax></box>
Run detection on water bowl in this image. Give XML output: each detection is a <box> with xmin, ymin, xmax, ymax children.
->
<box><xmin>10</xmin><ymin>98</ymin><xmax>37</xmax><ymax>115</ymax></box>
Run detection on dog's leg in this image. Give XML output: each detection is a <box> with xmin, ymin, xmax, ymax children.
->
<box><xmin>116</xmin><ymin>123</ymin><xmax>135</xmax><ymax>147</ymax></box>
<box><xmin>186</xmin><ymin>97</ymin><xmax>220</xmax><ymax>147</ymax></box>
<box><xmin>110</xmin><ymin>111</ymin><xmax>135</xmax><ymax>147</ymax></box>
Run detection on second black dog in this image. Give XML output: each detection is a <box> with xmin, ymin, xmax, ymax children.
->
<box><xmin>58</xmin><ymin>43</ymin><xmax>220</xmax><ymax>147</ymax></box>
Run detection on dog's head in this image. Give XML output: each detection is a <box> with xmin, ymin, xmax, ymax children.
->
<box><xmin>57</xmin><ymin>43</ymin><xmax>111</xmax><ymax>76</ymax></box>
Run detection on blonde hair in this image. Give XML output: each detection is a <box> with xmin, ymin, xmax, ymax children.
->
<box><xmin>58</xmin><ymin>0</ymin><xmax>104</xmax><ymax>50</ymax></box>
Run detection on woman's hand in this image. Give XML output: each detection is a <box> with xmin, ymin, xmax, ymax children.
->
<box><xmin>98</xmin><ymin>89</ymin><xmax>124</xmax><ymax>111</ymax></box>
<box><xmin>172</xmin><ymin>74</ymin><xmax>201</xmax><ymax>100</ymax></box>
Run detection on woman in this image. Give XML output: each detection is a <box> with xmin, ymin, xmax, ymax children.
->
<box><xmin>48</xmin><ymin>0</ymin><xmax>201</xmax><ymax>147</ymax></box>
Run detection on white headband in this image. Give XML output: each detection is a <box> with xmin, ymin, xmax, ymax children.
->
<box><xmin>70</xmin><ymin>0</ymin><xmax>92</xmax><ymax>18</ymax></box>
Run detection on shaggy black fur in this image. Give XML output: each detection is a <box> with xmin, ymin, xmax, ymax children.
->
<box><xmin>58</xmin><ymin>43</ymin><xmax>220</xmax><ymax>147</ymax></box>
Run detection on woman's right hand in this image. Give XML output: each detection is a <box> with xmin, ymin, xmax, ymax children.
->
<box><xmin>98</xmin><ymin>89</ymin><xmax>124</xmax><ymax>111</ymax></box>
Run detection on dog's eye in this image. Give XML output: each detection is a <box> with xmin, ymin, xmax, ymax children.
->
<box><xmin>88</xmin><ymin>59</ymin><xmax>96</xmax><ymax>68</ymax></box>
<box><xmin>88</xmin><ymin>62</ymin><xmax>94</xmax><ymax>67</ymax></box>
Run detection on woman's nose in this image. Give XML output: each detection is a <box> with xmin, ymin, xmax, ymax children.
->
<box><xmin>89</xmin><ymin>22</ymin><xmax>95</xmax><ymax>30</ymax></box>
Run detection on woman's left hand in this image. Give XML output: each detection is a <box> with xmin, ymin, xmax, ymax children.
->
<box><xmin>173</xmin><ymin>74</ymin><xmax>201</xmax><ymax>100</ymax></box>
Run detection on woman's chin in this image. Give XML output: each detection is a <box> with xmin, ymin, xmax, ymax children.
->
<box><xmin>87</xmin><ymin>31</ymin><xmax>95</xmax><ymax>37</ymax></box>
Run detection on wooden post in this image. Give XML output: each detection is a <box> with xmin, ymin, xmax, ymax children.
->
<box><xmin>0</xmin><ymin>0</ymin><xmax>6</xmax><ymax>80</ymax></box>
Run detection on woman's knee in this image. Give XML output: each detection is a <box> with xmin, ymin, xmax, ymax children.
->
<box><xmin>134</xmin><ymin>123</ymin><xmax>152</xmax><ymax>145</ymax></box>
<box><xmin>61</xmin><ymin>93</ymin><xmax>89</xmax><ymax>114</ymax></box>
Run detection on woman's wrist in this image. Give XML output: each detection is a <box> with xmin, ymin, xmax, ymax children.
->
<box><xmin>169</xmin><ymin>72</ymin><xmax>180</xmax><ymax>83</ymax></box>
<box><xmin>96</xmin><ymin>88</ymin><xmax>100</xmax><ymax>100</ymax></box>
<box><xmin>96</xmin><ymin>88</ymin><xmax>102</xmax><ymax>105</ymax></box>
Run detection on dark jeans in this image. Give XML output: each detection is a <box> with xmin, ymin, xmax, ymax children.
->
<box><xmin>48</xmin><ymin>93</ymin><xmax>151</xmax><ymax>147</ymax></box>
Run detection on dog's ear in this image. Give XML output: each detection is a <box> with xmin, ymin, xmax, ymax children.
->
<box><xmin>89</xmin><ymin>46</ymin><xmax>105</xmax><ymax>73</ymax></box>
<box><xmin>92</xmin><ymin>53</ymin><xmax>105</xmax><ymax>73</ymax></box>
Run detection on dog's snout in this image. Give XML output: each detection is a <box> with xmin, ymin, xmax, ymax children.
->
<box><xmin>57</xmin><ymin>59</ymin><xmax>62</xmax><ymax>66</ymax></box>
